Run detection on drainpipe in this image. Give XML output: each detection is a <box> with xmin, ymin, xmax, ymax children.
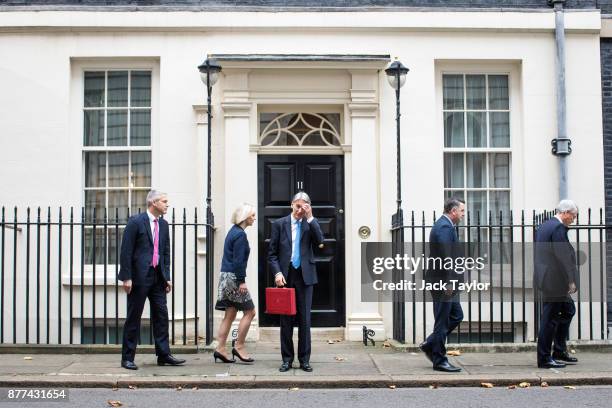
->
<box><xmin>549</xmin><ymin>0</ymin><xmax>572</xmax><ymax>200</ymax></box>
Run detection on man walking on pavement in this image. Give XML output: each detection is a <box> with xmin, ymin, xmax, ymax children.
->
<box><xmin>420</xmin><ymin>197</ymin><xmax>465</xmax><ymax>372</ymax></box>
<box><xmin>534</xmin><ymin>199</ymin><xmax>579</xmax><ymax>369</ymax></box>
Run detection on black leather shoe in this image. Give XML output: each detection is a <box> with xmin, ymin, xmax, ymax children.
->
<box><xmin>419</xmin><ymin>342</ymin><xmax>434</xmax><ymax>363</ymax></box>
<box><xmin>433</xmin><ymin>361</ymin><xmax>461</xmax><ymax>372</ymax></box>
<box><xmin>538</xmin><ymin>359</ymin><xmax>566</xmax><ymax>369</ymax></box>
<box><xmin>279</xmin><ymin>361</ymin><xmax>292</xmax><ymax>372</ymax></box>
<box><xmin>552</xmin><ymin>351</ymin><xmax>578</xmax><ymax>364</ymax></box>
<box><xmin>121</xmin><ymin>360</ymin><xmax>138</xmax><ymax>370</ymax></box>
<box><xmin>299</xmin><ymin>362</ymin><xmax>313</xmax><ymax>372</ymax></box>
<box><xmin>157</xmin><ymin>354</ymin><xmax>186</xmax><ymax>366</ymax></box>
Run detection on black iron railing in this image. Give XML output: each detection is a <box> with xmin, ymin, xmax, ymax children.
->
<box><xmin>391</xmin><ymin>208</ymin><xmax>609</xmax><ymax>344</ymax></box>
<box><xmin>0</xmin><ymin>207</ymin><xmax>214</xmax><ymax>346</ymax></box>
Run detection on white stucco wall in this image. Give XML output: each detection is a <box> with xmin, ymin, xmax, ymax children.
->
<box><xmin>0</xmin><ymin>9</ymin><xmax>606</xmax><ymax>343</ymax></box>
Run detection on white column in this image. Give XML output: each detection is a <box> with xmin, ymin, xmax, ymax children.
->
<box><xmin>191</xmin><ymin>103</ymin><xmax>209</xmax><ymax>343</ymax></box>
<box><xmin>345</xmin><ymin>70</ymin><xmax>385</xmax><ymax>341</ymax></box>
<box><xmin>219</xmin><ymin>69</ymin><xmax>259</xmax><ymax>340</ymax></box>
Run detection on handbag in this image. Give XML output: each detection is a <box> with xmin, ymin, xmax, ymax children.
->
<box><xmin>265</xmin><ymin>287</ymin><xmax>297</xmax><ymax>315</ymax></box>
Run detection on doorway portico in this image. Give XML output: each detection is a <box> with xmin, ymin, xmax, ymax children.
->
<box><xmin>210</xmin><ymin>55</ymin><xmax>390</xmax><ymax>341</ymax></box>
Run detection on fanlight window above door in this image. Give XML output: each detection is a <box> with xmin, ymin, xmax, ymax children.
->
<box><xmin>259</xmin><ymin>113</ymin><xmax>342</xmax><ymax>147</ymax></box>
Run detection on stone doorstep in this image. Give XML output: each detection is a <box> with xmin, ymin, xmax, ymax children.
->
<box><xmin>258</xmin><ymin>327</ymin><xmax>345</xmax><ymax>342</ymax></box>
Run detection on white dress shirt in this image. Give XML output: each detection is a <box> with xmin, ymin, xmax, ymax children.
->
<box><xmin>275</xmin><ymin>214</ymin><xmax>314</xmax><ymax>278</ymax></box>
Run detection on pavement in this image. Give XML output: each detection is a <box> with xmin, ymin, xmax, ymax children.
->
<box><xmin>0</xmin><ymin>341</ymin><xmax>611</xmax><ymax>389</ymax></box>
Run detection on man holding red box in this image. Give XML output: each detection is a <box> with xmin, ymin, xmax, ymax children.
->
<box><xmin>268</xmin><ymin>192</ymin><xmax>325</xmax><ymax>372</ymax></box>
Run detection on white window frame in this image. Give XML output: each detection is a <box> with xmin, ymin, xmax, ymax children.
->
<box><xmin>437</xmin><ymin>63</ymin><xmax>521</xmax><ymax>221</ymax></box>
<box><xmin>82</xmin><ymin>68</ymin><xmax>154</xmax><ymax>215</ymax></box>
<box><xmin>69</xmin><ymin>58</ymin><xmax>159</xmax><ymax>278</ymax></box>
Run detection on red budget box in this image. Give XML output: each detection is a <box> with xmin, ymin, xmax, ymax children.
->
<box><xmin>265</xmin><ymin>287</ymin><xmax>297</xmax><ymax>315</ymax></box>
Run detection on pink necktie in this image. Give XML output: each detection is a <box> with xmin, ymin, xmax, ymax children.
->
<box><xmin>151</xmin><ymin>219</ymin><xmax>159</xmax><ymax>267</ymax></box>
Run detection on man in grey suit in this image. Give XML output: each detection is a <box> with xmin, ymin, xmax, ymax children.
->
<box><xmin>268</xmin><ymin>192</ymin><xmax>324</xmax><ymax>373</ymax></box>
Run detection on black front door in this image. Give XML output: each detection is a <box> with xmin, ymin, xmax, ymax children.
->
<box><xmin>258</xmin><ymin>155</ymin><xmax>345</xmax><ymax>327</ymax></box>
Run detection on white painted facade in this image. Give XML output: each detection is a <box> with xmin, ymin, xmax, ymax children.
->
<box><xmin>0</xmin><ymin>9</ymin><xmax>606</xmax><ymax>344</ymax></box>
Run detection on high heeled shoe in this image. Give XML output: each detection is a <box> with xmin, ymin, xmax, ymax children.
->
<box><xmin>213</xmin><ymin>351</ymin><xmax>235</xmax><ymax>363</ymax></box>
<box><xmin>232</xmin><ymin>347</ymin><xmax>255</xmax><ymax>363</ymax></box>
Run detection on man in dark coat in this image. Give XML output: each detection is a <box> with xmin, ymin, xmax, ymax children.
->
<box><xmin>268</xmin><ymin>192</ymin><xmax>324</xmax><ymax>373</ymax></box>
<box><xmin>420</xmin><ymin>197</ymin><xmax>465</xmax><ymax>372</ymax></box>
<box><xmin>534</xmin><ymin>199</ymin><xmax>579</xmax><ymax>368</ymax></box>
<box><xmin>118</xmin><ymin>190</ymin><xmax>185</xmax><ymax>370</ymax></box>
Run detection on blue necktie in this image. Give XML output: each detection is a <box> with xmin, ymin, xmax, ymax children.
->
<box><xmin>292</xmin><ymin>220</ymin><xmax>301</xmax><ymax>269</ymax></box>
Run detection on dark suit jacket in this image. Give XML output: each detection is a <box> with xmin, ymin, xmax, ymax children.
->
<box><xmin>426</xmin><ymin>215</ymin><xmax>462</xmax><ymax>285</ymax></box>
<box><xmin>534</xmin><ymin>217</ymin><xmax>577</xmax><ymax>299</ymax></box>
<box><xmin>268</xmin><ymin>215</ymin><xmax>324</xmax><ymax>286</ymax></box>
<box><xmin>118</xmin><ymin>212</ymin><xmax>171</xmax><ymax>286</ymax></box>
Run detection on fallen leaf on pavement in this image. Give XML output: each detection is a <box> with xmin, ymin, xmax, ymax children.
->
<box><xmin>334</xmin><ymin>356</ymin><xmax>345</xmax><ymax>362</ymax></box>
<box><xmin>388</xmin><ymin>385</ymin><xmax>396</xmax><ymax>389</ymax></box>
<box><xmin>289</xmin><ymin>387</ymin><xmax>300</xmax><ymax>391</ymax></box>
<box><xmin>507</xmin><ymin>385</ymin><xmax>516</xmax><ymax>389</ymax></box>
<box><xmin>540</xmin><ymin>382</ymin><xmax>549</xmax><ymax>388</ymax></box>
<box><xmin>107</xmin><ymin>400</ymin><xmax>123</xmax><ymax>407</ymax></box>
<box><xmin>447</xmin><ymin>350</ymin><xmax>461</xmax><ymax>356</ymax></box>
<box><xmin>518</xmin><ymin>382</ymin><xmax>531</xmax><ymax>388</ymax></box>
<box><xmin>564</xmin><ymin>386</ymin><xmax>577</xmax><ymax>390</ymax></box>
<box><xmin>481</xmin><ymin>382</ymin><xmax>494</xmax><ymax>388</ymax></box>
<box><xmin>23</xmin><ymin>356</ymin><xmax>32</xmax><ymax>360</ymax></box>
<box><xmin>128</xmin><ymin>385</ymin><xmax>137</xmax><ymax>390</ymax></box>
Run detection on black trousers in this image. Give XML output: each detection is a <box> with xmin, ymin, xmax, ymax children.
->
<box><xmin>121</xmin><ymin>267</ymin><xmax>171</xmax><ymax>362</ymax></box>
<box><xmin>280</xmin><ymin>266</ymin><xmax>313</xmax><ymax>364</ymax></box>
<box><xmin>424</xmin><ymin>292</ymin><xmax>464</xmax><ymax>366</ymax></box>
<box><xmin>537</xmin><ymin>298</ymin><xmax>575</xmax><ymax>363</ymax></box>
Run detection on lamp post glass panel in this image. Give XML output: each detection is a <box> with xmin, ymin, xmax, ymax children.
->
<box><xmin>385</xmin><ymin>60</ymin><xmax>409</xmax><ymax>212</ymax></box>
<box><xmin>197</xmin><ymin>57</ymin><xmax>221</xmax><ymax>345</ymax></box>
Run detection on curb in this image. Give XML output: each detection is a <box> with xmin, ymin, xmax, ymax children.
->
<box><xmin>1</xmin><ymin>374</ymin><xmax>611</xmax><ymax>389</ymax></box>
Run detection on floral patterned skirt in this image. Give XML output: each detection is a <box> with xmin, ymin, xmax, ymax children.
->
<box><xmin>215</xmin><ymin>271</ymin><xmax>255</xmax><ymax>311</ymax></box>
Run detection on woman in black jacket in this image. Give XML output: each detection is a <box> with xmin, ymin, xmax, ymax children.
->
<box><xmin>213</xmin><ymin>203</ymin><xmax>256</xmax><ymax>364</ymax></box>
